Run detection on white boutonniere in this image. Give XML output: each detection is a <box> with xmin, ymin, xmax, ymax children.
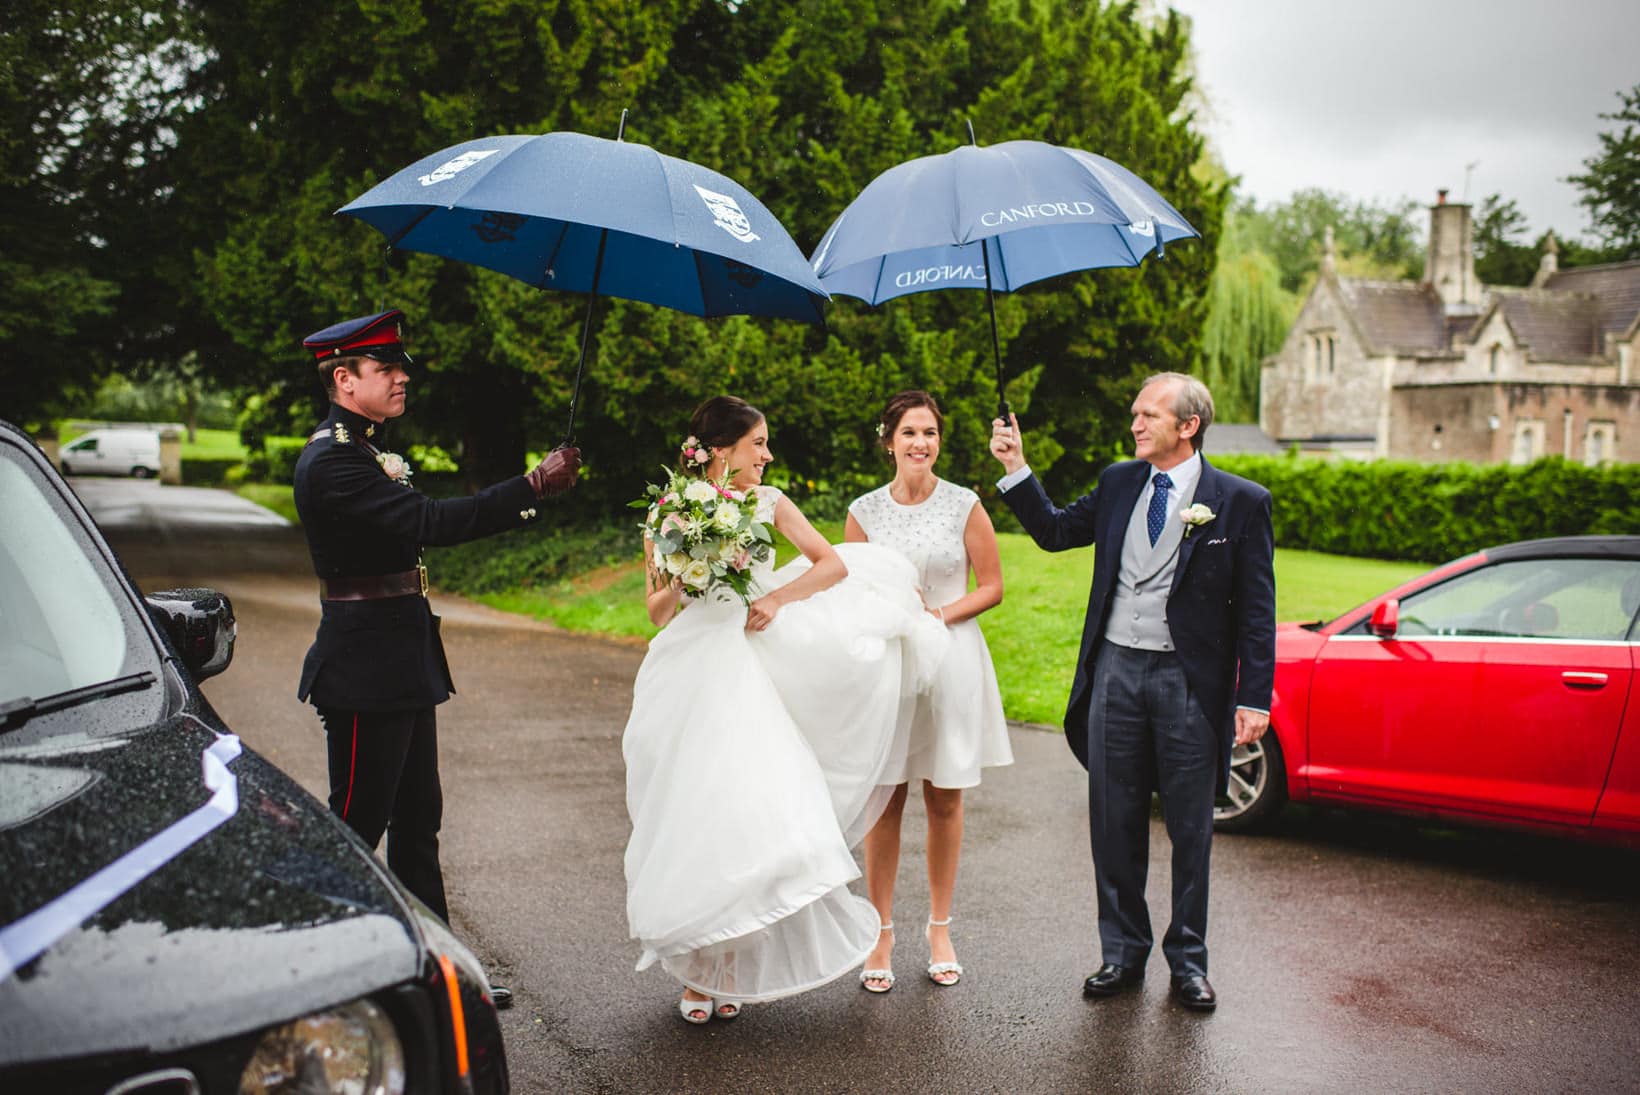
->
<box><xmin>376</xmin><ymin>450</ymin><xmax>413</xmax><ymax>486</ymax></box>
<box><xmin>1179</xmin><ymin>502</ymin><xmax>1215</xmax><ymax>538</ymax></box>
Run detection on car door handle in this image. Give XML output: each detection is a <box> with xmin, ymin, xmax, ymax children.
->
<box><xmin>1562</xmin><ymin>671</ymin><xmax>1608</xmax><ymax>689</ymax></box>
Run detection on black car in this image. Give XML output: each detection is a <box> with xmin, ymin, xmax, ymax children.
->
<box><xmin>0</xmin><ymin>419</ymin><xmax>508</xmax><ymax>1094</ymax></box>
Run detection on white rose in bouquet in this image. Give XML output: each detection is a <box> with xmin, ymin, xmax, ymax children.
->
<box><xmin>664</xmin><ymin>552</ymin><xmax>689</xmax><ymax>575</ymax></box>
<box><xmin>684</xmin><ymin>479</ymin><xmax>718</xmax><ymax>504</ymax></box>
<box><xmin>680</xmin><ymin>558</ymin><xmax>712</xmax><ymax>589</ymax></box>
<box><xmin>713</xmin><ymin>501</ymin><xmax>741</xmax><ymax>531</ymax></box>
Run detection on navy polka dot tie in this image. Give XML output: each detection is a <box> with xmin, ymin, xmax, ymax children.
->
<box><xmin>1147</xmin><ymin>472</ymin><xmax>1173</xmax><ymax>547</ymax></box>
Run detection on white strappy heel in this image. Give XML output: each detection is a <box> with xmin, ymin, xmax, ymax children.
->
<box><xmin>926</xmin><ymin>915</ymin><xmax>963</xmax><ymax>986</ymax></box>
<box><xmin>859</xmin><ymin>922</ymin><xmax>896</xmax><ymax>993</ymax></box>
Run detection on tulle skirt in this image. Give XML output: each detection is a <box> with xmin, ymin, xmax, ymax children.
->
<box><xmin>622</xmin><ymin>543</ymin><xmax>946</xmax><ymax>1003</ymax></box>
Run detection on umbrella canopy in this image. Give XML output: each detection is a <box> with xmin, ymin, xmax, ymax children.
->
<box><xmin>811</xmin><ymin>139</ymin><xmax>1198</xmax><ymax>303</ymax></box>
<box><xmin>339</xmin><ymin>127</ymin><xmax>828</xmax><ymax>441</ymax></box>
<box><xmin>810</xmin><ymin>137</ymin><xmax>1199</xmax><ymax>413</ymax></box>
<box><xmin>342</xmin><ymin>132</ymin><xmax>827</xmax><ymax>321</ymax></box>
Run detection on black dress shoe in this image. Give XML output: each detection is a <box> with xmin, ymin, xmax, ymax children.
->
<box><xmin>1082</xmin><ymin>963</ymin><xmax>1144</xmax><ymax>997</ymax></box>
<box><xmin>490</xmin><ymin>984</ymin><xmax>514</xmax><ymax>1010</ymax></box>
<box><xmin>1171</xmin><ymin>975</ymin><xmax>1217</xmax><ymax>1011</ymax></box>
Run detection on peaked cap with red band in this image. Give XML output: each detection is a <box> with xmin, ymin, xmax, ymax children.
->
<box><xmin>303</xmin><ymin>308</ymin><xmax>411</xmax><ymax>365</ymax></box>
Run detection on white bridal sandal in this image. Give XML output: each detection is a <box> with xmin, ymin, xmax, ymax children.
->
<box><xmin>678</xmin><ymin>994</ymin><xmax>713</xmax><ymax>1024</ymax></box>
<box><xmin>926</xmin><ymin>916</ymin><xmax>963</xmax><ymax>987</ymax></box>
<box><xmin>859</xmin><ymin>922</ymin><xmax>896</xmax><ymax>993</ymax></box>
<box><xmin>714</xmin><ymin>1000</ymin><xmax>741</xmax><ymax>1020</ymax></box>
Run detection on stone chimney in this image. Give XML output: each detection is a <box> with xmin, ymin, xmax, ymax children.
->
<box><xmin>1530</xmin><ymin>230</ymin><xmax>1560</xmax><ymax>288</ymax></box>
<box><xmin>1424</xmin><ymin>189</ymin><xmax>1481</xmax><ymax>311</ymax></box>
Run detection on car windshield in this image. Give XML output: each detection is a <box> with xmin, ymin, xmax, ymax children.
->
<box><xmin>0</xmin><ymin>438</ymin><xmax>163</xmax><ymax>720</ymax></box>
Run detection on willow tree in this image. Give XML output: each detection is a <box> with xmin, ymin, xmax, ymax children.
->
<box><xmin>1199</xmin><ymin>242</ymin><xmax>1294</xmax><ymax>424</ymax></box>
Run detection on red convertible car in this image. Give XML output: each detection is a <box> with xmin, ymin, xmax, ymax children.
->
<box><xmin>1215</xmin><ymin>536</ymin><xmax>1640</xmax><ymax>844</ymax></box>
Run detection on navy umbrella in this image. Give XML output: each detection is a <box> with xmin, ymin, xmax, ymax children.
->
<box><xmin>339</xmin><ymin>114</ymin><xmax>827</xmax><ymax>441</ymax></box>
<box><xmin>810</xmin><ymin>128</ymin><xmax>1199</xmax><ymax>414</ymax></box>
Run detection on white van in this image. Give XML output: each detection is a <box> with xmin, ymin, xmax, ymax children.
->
<box><xmin>59</xmin><ymin>429</ymin><xmax>163</xmax><ymax>478</ymax></box>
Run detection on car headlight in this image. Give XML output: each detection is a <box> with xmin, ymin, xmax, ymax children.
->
<box><xmin>239</xmin><ymin>998</ymin><xmax>406</xmax><ymax>1095</ymax></box>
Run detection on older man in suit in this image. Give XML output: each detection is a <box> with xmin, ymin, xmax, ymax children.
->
<box><xmin>990</xmin><ymin>372</ymin><xmax>1274</xmax><ymax>1011</ymax></box>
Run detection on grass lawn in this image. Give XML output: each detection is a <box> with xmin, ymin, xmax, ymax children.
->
<box><xmin>233</xmin><ymin>483</ymin><xmax>300</xmax><ymax>524</ymax></box>
<box><xmin>179</xmin><ymin>427</ymin><xmax>250</xmax><ymax>460</ymax></box>
<box><xmin>464</xmin><ymin>519</ymin><xmax>1428</xmax><ymax>725</ymax></box>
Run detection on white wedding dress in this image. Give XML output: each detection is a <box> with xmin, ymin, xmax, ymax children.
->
<box><xmin>622</xmin><ymin>486</ymin><xmax>947</xmax><ymax>1003</ymax></box>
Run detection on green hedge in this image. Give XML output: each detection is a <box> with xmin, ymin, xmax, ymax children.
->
<box><xmin>239</xmin><ymin>437</ymin><xmax>307</xmax><ymax>483</ymax></box>
<box><xmin>1212</xmin><ymin>455</ymin><xmax>1639</xmax><ymax>563</ymax></box>
<box><xmin>426</xmin><ymin>520</ymin><xmax>637</xmax><ymax>595</ymax></box>
<box><xmin>180</xmin><ymin>456</ymin><xmax>241</xmax><ymax>486</ymax></box>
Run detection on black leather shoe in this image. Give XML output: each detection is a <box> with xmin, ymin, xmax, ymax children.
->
<box><xmin>490</xmin><ymin>984</ymin><xmax>514</xmax><ymax>1010</ymax></box>
<box><xmin>1171</xmin><ymin>975</ymin><xmax>1217</xmax><ymax>1011</ymax></box>
<box><xmin>1082</xmin><ymin>963</ymin><xmax>1144</xmax><ymax>997</ymax></box>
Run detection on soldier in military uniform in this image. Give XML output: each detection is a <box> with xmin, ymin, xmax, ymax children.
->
<box><xmin>294</xmin><ymin>308</ymin><xmax>579</xmax><ymax>944</ymax></box>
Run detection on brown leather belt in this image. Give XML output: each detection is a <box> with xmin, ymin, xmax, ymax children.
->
<box><xmin>320</xmin><ymin>566</ymin><xmax>428</xmax><ymax>601</ymax></box>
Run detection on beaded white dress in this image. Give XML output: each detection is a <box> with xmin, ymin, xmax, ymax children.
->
<box><xmin>849</xmin><ymin>478</ymin><xmax>1013</xmax><ymax>788</ymax></box>
<box><xmin>622</xmin><ymin>486</ymin><xmax>947</xmax><ymax>1003</ymax></box>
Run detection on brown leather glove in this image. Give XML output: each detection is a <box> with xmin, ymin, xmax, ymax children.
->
<box><xmin>526</xmin><ymin>445</ymin><xmax>580</xmax><ymax>498</ymax></box>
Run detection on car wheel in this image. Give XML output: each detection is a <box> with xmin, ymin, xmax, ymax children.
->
<box><xmin>1214</xmin><ymin>729</ymin><xmax>1288</xmax><ymax>833</ymax></box>
<box><xmin>60</xmin><ymin>461</ymin><xmax>74</xmax><ymax>475</ymax></box>
<box><xmin>131</xmin><ymin>466</ymin><xmax>154</xmax><ymax>479</ymax></box>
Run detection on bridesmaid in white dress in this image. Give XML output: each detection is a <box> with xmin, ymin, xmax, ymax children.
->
<box><xmin>845</xmin><ymin>390</ymin><xmax>1013</xmax><ymax>991</ymax></box>
<box><xmin>623</xmin><ymin>396</ymin><xmax>945</xmax><ymax>1024</ymax></box>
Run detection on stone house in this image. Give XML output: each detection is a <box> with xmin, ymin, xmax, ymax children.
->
<box><xmin>1260</xmin><ymin>192</ymin><xmax>1639</xmax><ymax>464</ymax></box>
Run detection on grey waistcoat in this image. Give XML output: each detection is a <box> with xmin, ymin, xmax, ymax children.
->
<box><xmin>1103</xmin><ymin>478</ymin><xmax>1196</xmax><ymax>652</ymax></box>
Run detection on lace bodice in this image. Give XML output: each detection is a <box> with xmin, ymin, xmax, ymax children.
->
<box><xmin>748</xmin><ymin>485</ymin><xmax>782</xmax><ymax>587</ymax></box>
<box><xmin>848</xmin><ymin>478</ymin><xmax>979</xmax><ymax>604</ymax></box>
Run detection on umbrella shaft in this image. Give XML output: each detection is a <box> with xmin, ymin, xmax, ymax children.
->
<box><xmin>564</xmin><ymin>228</ymin><xmax>610</xmax><ymax>444</ymax></box>
<box><xmin>980</xmin><ymin>239</ymin><xmax>1009</xmax><ymax>420</ymax></box>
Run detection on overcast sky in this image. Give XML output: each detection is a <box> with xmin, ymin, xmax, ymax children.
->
<box><xmin>1163</xmin><ymin>0</ymin><xmax>1638</xmax><ymax>242</ymax></box>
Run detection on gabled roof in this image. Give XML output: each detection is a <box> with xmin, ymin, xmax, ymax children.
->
<box><xmin>1486</xmin><ymin>289</ymin><xmax>1606</xmax><ymax>361</ymax></box>
<box><xmin>1335</xmin><ymin>278</ymin><xmax>1448</xmax><ymax>354</ymax></box>
<box><xmin>1205</xmin><ymin>424</ymin><xmax>1284</xmax><ymax>455</ymax></box>
<box><xmin>1539</xmin><ymin>260</ymin><xmax>1640</xmax><ymax>338</ymax></box>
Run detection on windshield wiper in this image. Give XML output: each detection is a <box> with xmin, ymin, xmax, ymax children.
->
<box><xmin>0</xmin><ymin>671</ymin><xmax>158</xmax><ymax>733</ymax></box>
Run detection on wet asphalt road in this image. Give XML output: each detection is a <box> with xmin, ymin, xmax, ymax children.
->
<box><xmin>86</xmin><ymin>478</ymin><xmax>1640</xmax><ymax>1093</ymax></box>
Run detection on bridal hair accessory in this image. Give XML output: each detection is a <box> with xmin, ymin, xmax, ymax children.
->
<box><xmin>633</xmin><ymin>467</ymin><xmax>774</xmax><ymax>603</ymax></box>
<box><xmin>680</xmin><ymin>435</ymin><xmax>712</xmax><ymax>467</ymax></box>
<box><xmin>875</xmin><ymin>422</ymin><xmax>887</xmax><ymax>438</ymax></box>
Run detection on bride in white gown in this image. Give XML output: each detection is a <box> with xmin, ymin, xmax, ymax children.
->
<box><xmin>623</xmin><ymin>396</ymin><xmax>946</xmax><ymax>1023</ymax></box>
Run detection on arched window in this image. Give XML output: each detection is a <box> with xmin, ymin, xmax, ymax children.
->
<box><xmin>1584</xmin><ymin>421</ymin><xmax>1617</xmax><ymax>465</ymax></box>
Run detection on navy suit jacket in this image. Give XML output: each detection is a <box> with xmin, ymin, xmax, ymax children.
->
<box><xmin>1003</xmin><ymin>455</ymin><xmax>1275</xmax><ymax>790</ymax></box>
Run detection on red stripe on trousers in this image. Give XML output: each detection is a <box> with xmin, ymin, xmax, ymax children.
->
<box><xmin>341</xmin><ymin>713</ymin><xmax>359</xmax><ymax>819</ymax></box>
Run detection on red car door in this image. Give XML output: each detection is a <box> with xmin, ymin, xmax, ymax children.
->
<box><xmin>1307</xmin><ymin>556</ymin><xmax>1635</xmax><ymax>827</ymax></box>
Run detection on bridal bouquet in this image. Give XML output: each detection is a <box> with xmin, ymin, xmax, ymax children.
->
<box><xmin>632</xmin><ymin>466</ymin><xmax>774</xmax><ymax>603</ymax></box>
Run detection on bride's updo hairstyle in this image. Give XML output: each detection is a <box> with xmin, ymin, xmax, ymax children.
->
<box><xmin>876</xmin><ymin>390</ymin><xmax>944</xmax><ymax>460</ymax></box>
<box><xmin>687</xmin><ymin>395</ymin><xmax>765</xmax><ymax>461</ymax></box>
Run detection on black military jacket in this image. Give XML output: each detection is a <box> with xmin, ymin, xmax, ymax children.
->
<box><xmin>293</xmin><ymin>404</ymin><xmax>542</xmax><ymax>711</ymax></box>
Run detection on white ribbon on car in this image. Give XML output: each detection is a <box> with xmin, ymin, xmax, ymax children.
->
<box><xmin>0</xmin><ymin>733</ymin><xmax>243</xmax><ymax>982</ymax></box>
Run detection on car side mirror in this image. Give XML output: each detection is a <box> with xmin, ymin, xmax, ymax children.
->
<box><xmin>1369</xmin><ymin>598</ymin><xmax>1399</xmax><ymax>639</ymax></box>
<box><xmin>146</xmin><ymin>588</ymin><xmax>236</xmax><ymax>681</ymax></box>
